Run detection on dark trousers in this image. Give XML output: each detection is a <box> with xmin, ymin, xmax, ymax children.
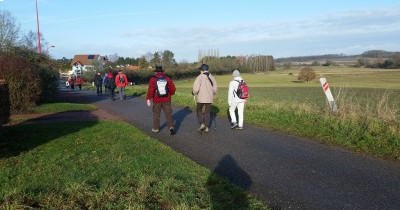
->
<box><xmin>96</xmin><ymin>85</ymin><xmax>102</xmax><ymax>95</ymax></box>
<box><xmin>196</xmin><ymin>103</ymin><xmax>211</xmax><ymax>127</ymax></box>
<box><xmin>108</xmin><ymin>88</ymin><xmax>115</xmax><ymax>99</ymax></box>
<box><xmin>153</xmin><ymin>102</ymin><xmax>174</xmax><ymax>129</ymax></box>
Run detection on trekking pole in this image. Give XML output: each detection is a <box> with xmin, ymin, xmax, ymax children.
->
<box><xmin>213</xmin><ymin>112</ymin><xmax>217</xmax><ymax>130</ymax></box>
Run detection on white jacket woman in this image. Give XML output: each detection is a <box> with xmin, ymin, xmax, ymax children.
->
<box><xmin>228</xmin><ymin>69</ymin><xmax>246</xmax><ymax>129</ymax></box>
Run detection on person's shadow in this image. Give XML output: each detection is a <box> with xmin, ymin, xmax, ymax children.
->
<box><xmin>209</xmin><ymin>105</ymin><xmax>220</xmax><ymax>130</ymax></box>
<box><xmin>160</xmin><ymin>106</ymin><xmax>192</xmax><ymax>132</ymax></box>
<box><xmin>173</xmin><ymin>106</ymin><xmax>192</xmax><ymax>132</ymax></box>
<box><xmin>206</xmin><ymin>154</ymin><xmax>253</xmax><ymax>209</ymax></box>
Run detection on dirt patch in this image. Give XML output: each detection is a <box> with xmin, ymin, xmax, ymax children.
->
<box><xmin>7</xmin><ymin>109</ymin><xmax>122</xmax><ymax>126</ymax></box>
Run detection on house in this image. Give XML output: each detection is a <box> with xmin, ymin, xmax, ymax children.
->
<box><xmin>69</xmin><ymin>54</ymin><xmax>107</xmax><ymax>76</ymax></box>
<box><xmin>124</xmin><ymin>64</ymin><xmax>140</xmax><ymax>71</ymax></box>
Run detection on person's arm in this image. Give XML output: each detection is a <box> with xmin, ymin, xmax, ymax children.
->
<box><xmin>228</xmin><ymin>81</ymin><xmax>234</xmax><ymax>106</ymax></box>
<box><xmin>192</xmin><ymin>76</ymin><xmax>200</xmax><ymax>95</ymax></box>
<box><xmin>211</xmin><ymin>75</ymin><xmax>218</xmax><ymax>95</ymax></box>
<box><xmin>146</xmin><ymin>77</ymin><xmax>155</xmax><ymax>100</ymax></box>
<box><xmin>168</xmin><ymin>77</ymin><xmax>176</xmax><ymax>95</ymax></box>
<box><xmin>124</xmin><ymin>75</ymin><xmax>129</xmax><ymax>86</ymax></box>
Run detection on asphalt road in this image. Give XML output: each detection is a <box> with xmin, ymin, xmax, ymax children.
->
<box><xmin>61</xmin><ymin>87</ymin><xmax>400</xmax><ymax>210</ymax></box>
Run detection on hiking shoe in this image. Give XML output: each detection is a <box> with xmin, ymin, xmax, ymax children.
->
<box><xmin>198</xmin><ymin>123</ymin><xmax>206</xmax><ymax>131</ymax></box>
<box><xmin>235</xmin><ymin>126</ymin><xmax>243</xmax><ymax>130</ymax></box>
<box><xmin>151</xmin><ymin>128</ymin><xmax>159</xmax><ymax>133</ymax></box>
<box><xmin>204</xmin><ymin>127</ymin><xmax>209</xmax><ymax>133</ymax></box>
<box><xmin>169</xmin><ymin>127</ymin><xmax>176</xmax><ymax>135</ymax></box>
<box><xmin>231</xmin><ymin>122</ymin><xmax>238</xmax><ymax>129</ymax></box>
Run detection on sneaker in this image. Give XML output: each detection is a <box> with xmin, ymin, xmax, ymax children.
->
<box><xmin>169</xmin><ymin>127</ymin><xmax>176</xmax><ymax>135</ymax></box>
<box><xmin>198</xmin><ymin>123</ymin><xmax>206</xmax><ymax>131</ymax></box>
<box><xmin>235</xmin><ymin>126</ymin><xmax>243</xmax><ymax>130</ymax></box>
<box><xmin>231</xmin><ymin>122</ymin><xmax>238</xmax><ymax>129</ymax></box>
<box><xmin>151</xmin><ymin>128</ymin><xmax>159</xmax><ymax>133</ymax></box>
<box><xmin>204</xmin><ymin>127</ymin><xmax>209</xmax><ymax>133</ymax></box>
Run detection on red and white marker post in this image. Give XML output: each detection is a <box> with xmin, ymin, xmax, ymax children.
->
<box><xmin>320</xmin><ymin>77</ymin><xmax>337</xmax><ymax>112</ymax></box>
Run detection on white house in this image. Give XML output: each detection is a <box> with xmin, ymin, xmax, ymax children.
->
<box><xmin>69</xmin><ymin>54</ymin><xmax>107</xmax><ymax>76</ymax></box>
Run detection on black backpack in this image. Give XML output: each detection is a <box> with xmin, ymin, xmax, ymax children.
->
<box><xmin>119</xmin><ymin>75</ymin><xmax>125</xmax><ymax>83</ymax></box>
<box><xmin>155</xmin><ymin>76</ymin><xmax>168</xmax><ymax>97</ymax></box>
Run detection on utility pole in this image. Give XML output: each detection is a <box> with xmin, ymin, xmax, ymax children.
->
<box><xmin>35</xmin><ymin>0</ymin><xmax>41</xmax><ymax>53</ymax></box>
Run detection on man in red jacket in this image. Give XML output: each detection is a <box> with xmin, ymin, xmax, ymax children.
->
<box><xmin>115</xmin><ymin>69</ymin><xmax>129</xmax><ymax>100</ymax></box>
<box><xmin>146</xmin><ymin>65</ymin><xmax>176</xmax><ymax>135</ymax></box>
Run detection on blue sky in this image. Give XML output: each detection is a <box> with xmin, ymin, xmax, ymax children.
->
<box><xmin>2</xmin><ymin>0</ymin><xmax>400</xmax><ymax>62</ymax></box>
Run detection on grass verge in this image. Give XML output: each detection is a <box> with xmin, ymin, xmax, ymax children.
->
<box><xmin>126</xmin><ymin>71</ymin><xmax>400</xmax><ymax>160</ymax></box>
<box><xmin>0</xmin><ymin>121</ymin><xmax>267</xmax><ymax>209</ymax></box>
<box><xmin>33</xmin><ymin>103</ymin><xmax>97</xmax><ymax>114</ymax></box>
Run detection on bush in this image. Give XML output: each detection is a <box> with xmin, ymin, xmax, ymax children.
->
<box><xmin>298</xmin><ymin>67</ymin><xmax>316</xmax><ymax>82</ymax></box>
<box><xmin>0</xmin><ymin>53</ymin><xmax>41</xmax><ymax>113</ymax></box>
<box><xmin>0</xmin><ymin>47</ymin><xmax>58</xmax><ymax>113</ymax></box>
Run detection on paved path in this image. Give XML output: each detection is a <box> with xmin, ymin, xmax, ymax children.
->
<box><xmin>61</xmin><ymin>87</ymin><xmax>400</xmax><ymax>210</ymax></box>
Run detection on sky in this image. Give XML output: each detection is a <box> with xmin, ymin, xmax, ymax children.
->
<box><xmin>1</xmin><ymin>0</ymin><xmax>400</xmax><ymax>62</ymax></box>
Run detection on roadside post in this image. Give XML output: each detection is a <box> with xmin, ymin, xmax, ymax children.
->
<box><xmin>320</xmin><ymin>77</ymin><xmax>338</xmax><ymax>112</ymax></box>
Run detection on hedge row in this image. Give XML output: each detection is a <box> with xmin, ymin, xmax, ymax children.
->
<box><xmin>0</xmin><ymin>47</ymin><xmax>59</xmax><ymax>114</ymax></box>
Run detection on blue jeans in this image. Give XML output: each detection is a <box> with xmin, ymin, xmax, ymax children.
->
<box><xmin>118</xmin><ymin>87</ymin><xmax>125</xmax><ymax>100</ymax></box>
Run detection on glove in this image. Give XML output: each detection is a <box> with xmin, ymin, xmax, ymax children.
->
<box><xmin>146</xmin><ymin>99</ymin><xmax>151</xmax><ymax>107</ymax></box>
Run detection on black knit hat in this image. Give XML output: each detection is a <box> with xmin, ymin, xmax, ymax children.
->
<box><xmin>155</xmin><ymin>65</ymin><xmax>163</xmax><ymax>72</ymax></box>
<box><xmin>198</xmin><ymin>64</ymin><xmax>209</xmax><ymax>71</ymax></box>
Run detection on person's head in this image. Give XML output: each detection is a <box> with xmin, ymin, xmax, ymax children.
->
<box><xmin>155</xmin><ymin>65</ymin><xmax>163</xmax><ymax>73</ymax></box>
<box><xmin>232</xmin><ymin>69</ymin><xmax>240</xmax><ymax>77</ymax></box>
<box><xmin>118</xmin><ymin>69</ymin><xmax>123</xmax><ymax>73</ymax></box>
<box><xmin>198</xmin><ymin>64</ymin><xmax>209</xmax><ymax>72</ymax></box>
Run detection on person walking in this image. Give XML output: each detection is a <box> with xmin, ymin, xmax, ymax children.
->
<box><xmin>192</xmin><ymin>64</ymin><xmax>218</xmax><ymax>133</ymax></box>
<box><xmin>115</xmin><ymin>69</ymin><xmax>128</xmax><ymax>100</ymax></box>
<box><xmin>228</xmin><ymin>69</ymin><xmax>247</xmax><ymax>130</ymax></box>
<box><xmin>76</xmin><ymin>76</ymin><xmax>84</xmax><ymax>90</ymax></box>
<box><xmin>68</xmin><ymin>76</ymin><xmax>75</xmax><ymax>90</ymax></box>
<box><xmin>102</xmin><ymin>73</ymin><xmax>108</xmax><ymax>96</ymax></box>
<box><xmin>94</xmin><ymin>72</ymin><xmax>103</xmax><ymax>96</ymax></box>
<box><xmin>106</xmin><ymin>70</ymin><xmax>116</xmax><ymax>100</ymax></box>
<box><xmin>146</xmin><ymin>65</ymin><xmax>176</xmax><ymax>135</ymax></box>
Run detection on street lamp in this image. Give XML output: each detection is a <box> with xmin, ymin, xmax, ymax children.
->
<box><xmin>35</xmin><ymin>0</ymin><xmax>41</xmax><ymax>53</ymax></box>
<box><xmin>46</xmin><ymin>45</ymin><xmax>55</xmax><ymax>51</ymax></box>
<box><xmin>46</xmin><ymin>45</ymin><xmax>55</xmax><ymax>54</ymax></box>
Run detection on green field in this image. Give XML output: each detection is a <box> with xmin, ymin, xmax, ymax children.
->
<box><xmin>127</xmin><ymin>67</ymin><xmax>400</xmax><ymax>159</ymax></box>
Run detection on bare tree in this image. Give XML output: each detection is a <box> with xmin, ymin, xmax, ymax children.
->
<box><xmin>107</xmin><ymin>53</ymin><xmax>119</xmax><ymax>63</ymax></box>
<box><xmin>20</xmin><ymin>30</ymin><xmax>48</xmax><ymax>52</ymax></box>
<box><xmin>0</xmin><ymin>11</ymin><xmax>20</xmax><ymax>52</ymax></box>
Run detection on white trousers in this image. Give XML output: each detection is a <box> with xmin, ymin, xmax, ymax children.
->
<box><xmin>229</xmin><ymin>101</ymin><xmax>245</xmax><ymax>127</ymax></box>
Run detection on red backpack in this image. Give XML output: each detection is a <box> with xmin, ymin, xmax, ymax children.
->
<box><xmin>236</xmin><ymin>80</ymin><xmax>249</xmax><ymax>99</ymax></box>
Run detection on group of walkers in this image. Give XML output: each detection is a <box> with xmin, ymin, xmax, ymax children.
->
<box><xmin>92</xmin><ymin>69</ymin><xmax>129</xmax><ymax>101</ymax></box>
<box><xmin>65</xmin><ymin>75</ymin><xmax>84</xmax><ymax>91</ymax></box>
<box><xmin>146</xmin><ymin>63</ymin><xmax>248</xmax><ymax>135</ymax></box>
<box><xmin>66</xmin><ymin>64</ymin><xmax>247</xmax><ymax>135</ymax></box>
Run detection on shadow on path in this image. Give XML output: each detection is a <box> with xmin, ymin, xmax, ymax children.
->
<box><xmin>172</xmin><ymin>106</ymin><xmax>192</xmax><ymax>132</ymax></box>
<box><xmin>0</xmin><ymin>112</ymin><xmax>99</xmax><ymax>158</ymax></box>
<box><xmin>207</xmin><ymin>154</ymin><xmax>252</xmax><ymax>209</ymax></box>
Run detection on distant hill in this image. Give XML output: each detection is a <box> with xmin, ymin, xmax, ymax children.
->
<box><xmin>275</xmin><ymin>50</ymin><xmax>400</xmax><ymax>63</ymax></box>
<box><xmin>360</xmin><ymin>50</ymin><xmax>400</xmax><ymax>58</ymax></box>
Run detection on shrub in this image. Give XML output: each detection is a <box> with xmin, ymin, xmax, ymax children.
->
<box><xmin>298</xmin><ymin>67</ymin><xmax>316</xmax><ymax>82</ymax></box>
<box><xmin>0</xmin><ymin>47</ymin><xmax>58</xmax><ymax>113</ymax></box>
<box><xmin>0</xmin><ymin>53</ymin><xmax>41</xmax><ymax>113</ymax></box>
